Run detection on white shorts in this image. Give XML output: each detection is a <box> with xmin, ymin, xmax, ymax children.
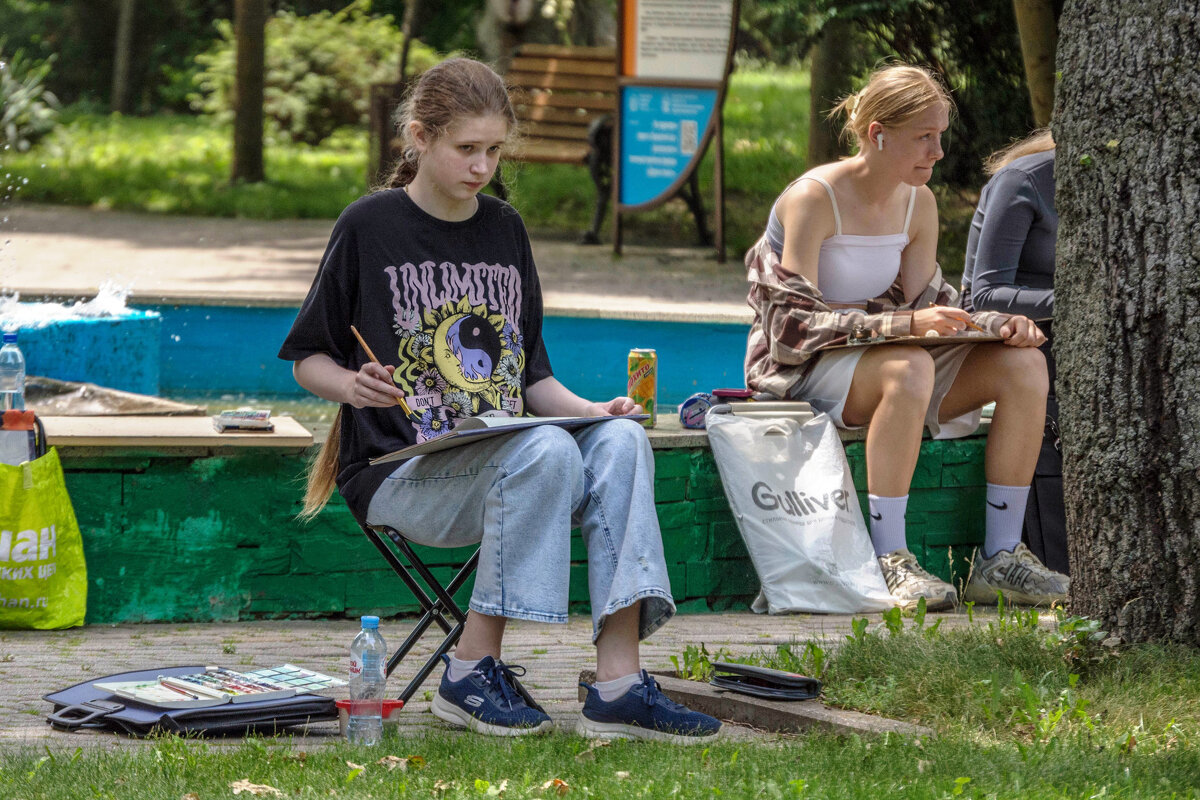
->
<box><xmin>788</xmin><ymin>343</ymin><xmax>982</xmax><ymax>439</ymax></box>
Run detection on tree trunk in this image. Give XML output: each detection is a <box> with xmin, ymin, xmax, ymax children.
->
<box><xmin>806</xmin><ymin>15</ymin><xmax>857</xmax><ymax>168</ymax></box>
<box><xmin>231</xmin><ymin>0</ymin><xmax>267</xmax><ymax>184</ymax></box>
<box><xmin>1055</xmin><ymin>0</ymin><xmax>1200</xmax><ymax>643</ymax></box>
<box><xmin>1012</xmin><ymin>0</ymin><xmax>1057</xmax><ymax>127</ymax></box>
<box><xmin>110</xmin><ymin>0</ymin><xmax>136</xmax><ymax>113</ymax></box>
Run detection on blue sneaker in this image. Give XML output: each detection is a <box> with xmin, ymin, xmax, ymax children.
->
<box><xmin>431</xmin><ymin>655</ymin><xmax>553</xmax><ymax>736</ymax></box>
<box><xmin>577</xmin><ymin>671</ymin><xmax>722</xmax><ymax>743</ymax></box>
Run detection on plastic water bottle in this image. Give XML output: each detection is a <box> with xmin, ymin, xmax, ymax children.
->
<box><xmin>0</xmin><ymin>332</ymin><xmax>25</xmax><ymax>411</ymax></box>
<box><xmin>347</xmin><ymin>615</ymin><xmax>387</xmax><ymax>745</ymax></box>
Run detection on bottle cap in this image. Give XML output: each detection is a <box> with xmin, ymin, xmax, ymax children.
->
<box><xmin>360</xmin><ymin>615</ymin><xmax>380</xmax><ymax>629</ymax></box>
<box><xmin>2</xmin><ymin>332</ymin><xmax>16</xmax><ymax>344</ymax></box>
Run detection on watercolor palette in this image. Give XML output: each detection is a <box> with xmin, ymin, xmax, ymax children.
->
<box><xmin>243</xmin><ymin>664</ymin><xmax>346</xmax><ymax>692</ymax></box>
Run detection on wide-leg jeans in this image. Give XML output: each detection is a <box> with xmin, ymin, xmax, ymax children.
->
<box><xmin>365</xmin><ymin>418</ymin><xmax>675</xmax><ymax>641</ymax></box>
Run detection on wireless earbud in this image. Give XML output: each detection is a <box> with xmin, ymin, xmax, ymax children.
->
<box><xmin>876</xmin><ymin>133</ymin><xmax>884</xmax><ymax>151</ymax></box>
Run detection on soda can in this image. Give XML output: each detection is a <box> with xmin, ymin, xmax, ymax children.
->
<box><xmin>678</xmin><ymin>391</ymin><xmax>716</xmax><ymax>429</ymax></box>
<box><xmin>626</xmin><ymin>348</ymin><xmax>657</xmax><ymax>428</ymax></box>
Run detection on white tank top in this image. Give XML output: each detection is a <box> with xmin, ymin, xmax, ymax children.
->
<box><xmin>766</xmin><ymin>175</ymin><xmax>916</xmax><ymax>303</ymax></box>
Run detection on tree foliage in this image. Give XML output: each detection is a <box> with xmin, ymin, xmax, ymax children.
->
<box><xmin>194</xmin><ymin>0</ymin><xmax>440</xmax><ymax>146</ymax></box>
<box><xmin>0</xmin><ymin>43</ymin><xmax>59</xmax><ymax>152</ymax></box>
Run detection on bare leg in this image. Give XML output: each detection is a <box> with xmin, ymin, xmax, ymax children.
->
<box><xmin>454</xmin><ymin>611</ymin><xmax>507</xmax><ymax>661</ymax></box>
<box><xmin>938</xmin><ymin>344</ymin><xmax>1047</xmax><ymax>485</ymax></box>
<box><xmin>594</xmin><ymin>602</ymin><xmax>642</xmax><ymax>681</ymax></box>
<box><xmin>842</xmin><ymin>346</ymin><xmax>935</xmax><ymax>496</ymax></box>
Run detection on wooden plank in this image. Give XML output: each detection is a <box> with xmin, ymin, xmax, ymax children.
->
<box><xmin>512</xmin><ymin>141</ymin><xmax>590</xmax><ymax>164</ymax></box>
<box><xmin>513</xmin><ymin>92</ymin><xmax>616</xmax><ymax>113</ymax></box>
<box><xmin>43</xmin><ymin>415</ymin><xmax>314</xmax><ymax>449</ymax></box>
<box><xmin>514</xmin><ymin>105</ymin><xmax>606</xmax><ymax>126</ymax></box>
<box><xmin>521</xmin><ymin>121</ymin><xmax>590</xmax><ymax>142</ymax></box>
<box><xmin>509</xmin><ymin>56</ymin><xmax>616</xmax><ymax>79</ymax></box>
<box><xmin>507</xmin><ymin>70</ymin><xmax>615</xmax><ymax>94</ymax></box>
<box><xmin>513</xmin><ymin>44</ymin><xmax>616</xmax><ymax>61</ymax></box>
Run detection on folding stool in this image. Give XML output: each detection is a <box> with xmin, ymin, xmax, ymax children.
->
<box><xmin>361</xmin><ymin>522</ymin><xmax>480</xmax><ymax>706</ymax></box>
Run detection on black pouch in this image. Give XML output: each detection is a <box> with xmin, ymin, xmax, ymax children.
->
<box><xmin>709</xmin><ymin>662</ymin><xmax>821</xmax><ymax>701</ymax></box>
<box><xmin>44</xmin><ymin>665</ymin><xmax>338</xmax><ymax>737</ymax></box>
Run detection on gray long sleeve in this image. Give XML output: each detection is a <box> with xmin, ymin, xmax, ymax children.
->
<box><xmin>961</xmin><ymin>150</ymin><xmax>1056</xmax><ymax>320</ymax></box>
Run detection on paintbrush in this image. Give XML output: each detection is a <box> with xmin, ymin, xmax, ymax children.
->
<box><xmin>350</xmin><ymin>325</ymin><xmax>421</xmax><ymax>422</ymax></box>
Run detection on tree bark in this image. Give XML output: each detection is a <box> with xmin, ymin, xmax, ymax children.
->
<box><xmin>231</xmin><ymin>0</ymin><xmax>267</xmax><ymax>184</ymax></box>
<box><xmin>806</xmin><ymin>15</ymin><xmax>857</xmax><ymax>168</ymax></box>
<box><xmin>1055</xmin><ymin>0</ymin><xmax>1200</xmax><ymax>643</ymax></box>
<box><xmin>1012</xmin><ymin>0</ymin><xmax>1057</xmax><ymax>127</ymax></box>
<box><xmin>110</xmin><ymin>0</ymin><xmax>136</xmax><ymax>113</ymax></box>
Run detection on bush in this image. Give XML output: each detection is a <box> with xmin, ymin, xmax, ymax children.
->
<box><xmin>0</xmin><ymin>44</ymin><xmax>60</xmax><ymax>152</ymax></box>
<box><xmin>193</xmin><ymin>0</ymin><xmax>441</xmax><ymax>146</ymax></box>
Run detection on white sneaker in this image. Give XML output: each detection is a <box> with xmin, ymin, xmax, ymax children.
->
<box><xmin>877</xmin><ymin>549</ymin><xmax>958</xmax><ymax>611</ymax></box>
<box><xmin>963</xmin><ymin>543</ymin><xmax>1069</xmax><ymax>606</ymax></box>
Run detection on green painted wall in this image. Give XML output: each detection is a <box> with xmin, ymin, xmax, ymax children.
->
<box><xmin>62</xmin><ymin>436</ymin><xmax>987</xmax><ymax>624</ymax></box>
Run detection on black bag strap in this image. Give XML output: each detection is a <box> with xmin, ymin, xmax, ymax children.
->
<box><xmin>47</xmin><ymin>699</ymin><xmax>125</xmax><ymax>731</ymax></box>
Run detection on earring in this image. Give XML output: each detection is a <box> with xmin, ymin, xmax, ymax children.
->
<box><xmin>876</xmin><ymin>134</ymin><xmax>884</xmax><ymax>151</ymax></box>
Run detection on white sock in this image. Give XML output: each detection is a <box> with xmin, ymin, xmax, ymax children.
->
<box><xmin>447</xmin><ymin>655</ymin><xmax>483</xmax><ymax>682</ymax></box>
<box><xmin>983</xmin><ymin>483</ymin><xmax>1030</xmax><ymax>558</ymax></box>
<box><xmin>868</xmin><ymin>494</ymin><xmax>909</xmax><ymax>557</ymax></box>
<box><xmin>593</xmin><ymin>672</ymin><xmax>643</xmax><ymax>702</ymax></box>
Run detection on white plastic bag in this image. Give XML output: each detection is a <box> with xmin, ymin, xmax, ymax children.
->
<box><xmin>706</xmin><ymin>409</ymin><xmax>894</xmax><ymax>614</ymax></box>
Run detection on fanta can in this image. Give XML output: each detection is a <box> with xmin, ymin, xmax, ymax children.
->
<box><xmin>627</xmin><ymin>348</ymin><xmax>657</xmax><ymax>428</ymax></box>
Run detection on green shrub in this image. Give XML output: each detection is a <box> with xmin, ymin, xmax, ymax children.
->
<box><xmin>0</xmin><ymin>43</ymin><xmax>59</xmax><ymax>152</ymax></box>
<box><xmin>193</xmin><ymin>0</ymin><xmax>441</xmax><ymax>146</ymax></box>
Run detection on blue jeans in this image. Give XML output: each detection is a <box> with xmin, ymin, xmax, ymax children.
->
<box><xmin>365</xmin><ymin>418</ymin><xmax>675</xmax><ymax>642</ymax></box>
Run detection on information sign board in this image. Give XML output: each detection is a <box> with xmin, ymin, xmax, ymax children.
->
<box><xmin>619</xmin><ymin>86</ymin><xmax>718</xmax><ymax>206</ymax></box>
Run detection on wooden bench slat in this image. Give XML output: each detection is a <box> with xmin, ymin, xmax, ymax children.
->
<box><xmin>516</xmin><ymin>105</ymin><xmax>607</xmax><ymax>125</ymax></box>
<box><xmin>520</xmin><ymin>122</ymin><xmax>590</xmax><ymax>142</ymax></box>
<box><xmin>513</xmin><ymin>44</ymin><xmax>616</xmax><ymax>61</ymax></box>
<box><xmin>513</xmin><ymin>141</ymin><xmax>590</xmax><ymax>164</ymax></box>
<box><xmin>509</xmin><ymin>56</ymin><xmax>616</xmax><ymax>79</ymax></box>
<box><xmin>507</xmin><ymin>70</ymin><xmax>615</xmax><ymax>94</ymax></box>
<box><xmin>513</xmin><ymin>93</ymin><xmax>616</xmax><ymax>113</ymax></box>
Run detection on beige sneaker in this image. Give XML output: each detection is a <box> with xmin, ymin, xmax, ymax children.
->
<box><xmin>877</xmin><ymin>549</ymin><xmax>958</xmax><ymax>611</ymax></box>
<box><xmin>963</xmin><ymin>543</ymin><xmax>1069</xmax><ymax>606</ymax></box>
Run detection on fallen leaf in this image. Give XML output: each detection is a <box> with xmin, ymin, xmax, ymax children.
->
<box><xmin>541</xmin><ymin>778</ymin><xmax>570</xmax><ymax>795</ymax></box>
<box><xmin>229</xmin><ymin>779</ymin><xmax>283</xmax><ymax>797</ymax></box>
<box><xmin>615</xmin><ymin>771</ymin><xmax>630</xmax><ymax>780</ymax></box>
<box><xmin>345</xmin><ymin>761</ymin><xmax>365</xmax><ymax>771</ymax></box>
<box><xmin>182</xmin><ymin>794</ymin><xmax>201</xmax><ymax>800</ymax></box>
<box><xmin>378</xmin><ymin>755</ymin><xmax>410</xmax><ymax>771</ymax></box>
<box><xmin>574</xmin><ymin>740</ymin><xmax>612</xmax><ymax>761</ymax></box>
<box><xmin>408</xmin><ymin>755</ymin><xmax>427</xmax><ymax>769</ymax></box>
<box><xmin>917</xmin><ymin>760</ymin><xmax>932</xmax><ymax>774</ymax></box>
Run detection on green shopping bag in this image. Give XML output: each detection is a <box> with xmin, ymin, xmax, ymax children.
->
<box><xmin>0</xmin><ymin>447</ymin><xmax>87</xmax><ymax>629</ymax></box>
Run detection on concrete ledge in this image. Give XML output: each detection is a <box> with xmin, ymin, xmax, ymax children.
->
<box><xmin>579</xmin><ymin>670</ymin><xmax>933</xmax><ymax>738</ymax></box>
<box><xmin>43</xmin><ymin>414</ymin><xmax>313</xmax><ymax>451</ymax></box>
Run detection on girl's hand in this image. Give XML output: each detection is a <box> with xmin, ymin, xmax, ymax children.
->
<box><xmin>349</xmin><ymin>362</ymin><xmax>406</xmax><ymax>408</ymax></box>
<box><xmin>998</xmin><ymin>315</ymin><xmax>1047</xmax><ymax>348</ymax></box>
<box><xmin>912</xmin><ymin>306</ymin><xmax>974</xmax><ymax>337</ymax></box>
<box><xmin>584</xmin><ymin>396</ymin><xmax>643</xmax><ymax>417</ymax></box>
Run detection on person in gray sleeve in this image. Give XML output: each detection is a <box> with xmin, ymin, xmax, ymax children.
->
<box><xmin>962</xmin><ymin>129</ymin><xmax>1067</xmax><ymax>574</ymax></box>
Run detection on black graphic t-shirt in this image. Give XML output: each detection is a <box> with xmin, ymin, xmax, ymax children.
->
<box><xmin>279</xmin><ymin>189</ymin><xmax>553</xmax><ymax>520</ymax></box>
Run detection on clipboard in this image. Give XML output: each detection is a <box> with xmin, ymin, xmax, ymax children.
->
<box><xmin>370</xmin><ymin>414</ymin><xmax>649</xmax><ymax>465</ymax></box>
<box><xmin>825</xmin><ymin>333</ymin><xmax>1004</xmax><ymax>351</ymax></box>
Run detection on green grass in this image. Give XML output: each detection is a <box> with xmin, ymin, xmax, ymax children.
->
<box><xmin>2</xmin><ymin>66</ymin><xmax>974</xmax><ymax>277</ymax></box>
<box><xmin>3</xmin><ymin>721</ymin><xmax>1199</xmax><ymax>799</ymax></box>
<box><xmin>2</xmin><ymin>112</ymin><xmax>365</xmax><ymax>218</ymax></box>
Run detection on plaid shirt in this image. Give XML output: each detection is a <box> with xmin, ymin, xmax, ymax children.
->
<box><xmin>743</xmin><ymin>234</ymin><xmax>1010</xmax><ymax>399</ymax></box>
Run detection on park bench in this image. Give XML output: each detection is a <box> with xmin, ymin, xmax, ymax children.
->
<box><xmin>498</xmin><ymin>43</ymin><xmax>711</xmax><ymax>246</ymax></box>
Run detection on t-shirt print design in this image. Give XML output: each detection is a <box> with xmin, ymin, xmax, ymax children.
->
<box><xmin>383</xmin><ymin>261</ymin><xmax>527</xmax><ymax>441</ymax></box>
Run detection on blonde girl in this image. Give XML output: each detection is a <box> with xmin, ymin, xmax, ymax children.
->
<box><xmin>744</xmin><ymin>64</ymin><xmax>1068</xmax><ymax>609</ymax></box>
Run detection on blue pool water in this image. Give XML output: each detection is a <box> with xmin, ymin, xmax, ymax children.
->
<box><xmin>139</xmin><ymin>304</ymin><xmax>749</xmax><ymax>406</ymax></box>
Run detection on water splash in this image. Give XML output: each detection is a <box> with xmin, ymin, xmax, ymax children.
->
<box><xmin>0</xmin><ymin>280</ymin><xmax>136</xmax><ymax>330</ymax></box>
